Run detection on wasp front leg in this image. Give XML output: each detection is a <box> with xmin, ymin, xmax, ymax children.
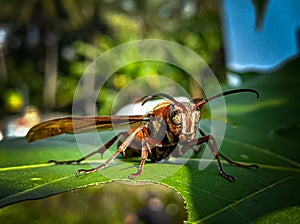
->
<box><xmin>195</xmin><ymin>128</ymin><xmax>258</xmax><ymax>181</ymax></box>
<box><xmin>128</xmin><ymin>138</ymin><xmax>148</xmax><ymax>179</ymax></box>
<box><xmin>128</xmin><ymin>127</ymin><xmax>156</xmax><ymax>179</ymax></box>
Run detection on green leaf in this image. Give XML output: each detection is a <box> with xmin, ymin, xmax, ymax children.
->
<box><xmin>1</xmin><ymin>58</ymin><xmax>300</xmax><ymax>223</ymax></box>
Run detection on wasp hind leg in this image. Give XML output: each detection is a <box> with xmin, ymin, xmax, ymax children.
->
<box><xmin>76</xmin><ymin>147</ymin><xmax>123</xmax><ymax>175</ymax></box>
<box><xmin>76</xmin><ymin>127</ymin><xmax>144</xmax><ymax>176</ymax></box>
<box><xmin>48</xmin><ymin>133</ymin><xmax>125</xmax><ymax>166</ymax></box>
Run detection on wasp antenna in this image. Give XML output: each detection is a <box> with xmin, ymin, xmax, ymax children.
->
<box><xmin>208</xmin><ymin>88</ymin><xmax>259</xmax><ymax>101</ymax></box>
<box><xmin>195</xmin><ymin>88</ymin><xmax>259</xmax><ymax>109</ymax></box>
<box><xmin>140</xmin><ymin>93</ymin><xmax>181</xmax><ymax>106</ymax></box>
<box><xmin>134</xmin><ymin>95</ymin><xmax>153</xmax><ymax>106</ymax></box>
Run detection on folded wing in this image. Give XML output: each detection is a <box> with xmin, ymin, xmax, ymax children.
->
<box><xmin>26</xmin><ymin>115</ymin><xmax>148</xmax><ymax>142</ymax></box>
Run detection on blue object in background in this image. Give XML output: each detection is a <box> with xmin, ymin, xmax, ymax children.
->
<box><xmin>222</xmin><ymin>0</ymin><xmax>300</xmax><ymax>71</ymax></box>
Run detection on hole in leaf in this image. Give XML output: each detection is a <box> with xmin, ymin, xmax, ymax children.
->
<box><xmin>0</xmin><ymin>181</ymin><xmax>187</xmax><ymax>223</ymax></box>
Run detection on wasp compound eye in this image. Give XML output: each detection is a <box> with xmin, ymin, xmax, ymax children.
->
<box><xmin>169</xmin><ymin>106</ymin><xmax>182</xmax><ymax>125</ymax></box>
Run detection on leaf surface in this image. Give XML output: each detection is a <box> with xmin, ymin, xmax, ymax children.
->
<box><xmin>1</xmin><ymin>58</ymin><xmax>300</xmax><ymax>223</ymax></box>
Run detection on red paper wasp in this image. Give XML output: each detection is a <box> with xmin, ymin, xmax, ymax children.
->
<box><xmin>26</xmin><ymin>88</ymin><xmax>259</xmax><ymax>181</ymax></box>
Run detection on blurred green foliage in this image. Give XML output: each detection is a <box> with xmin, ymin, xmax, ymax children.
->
<box><xmin>0</xmin><ymin>0</ymin><xmax>224</xmax><ymax>116</ymax></box>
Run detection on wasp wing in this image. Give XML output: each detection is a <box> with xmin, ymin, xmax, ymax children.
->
<box><xmin>26</xmin><ymin>115</ymin><xmax>148</xmax><ymax>142</ymax></box>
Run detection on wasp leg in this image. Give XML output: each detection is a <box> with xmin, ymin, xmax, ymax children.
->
<box><xmin>196</xmin><ymin>128</ymin><xmax>258</xmax><ymax>181</ymax></box>
<box><xmin>128</xmin><ymin>139</ymin><xmax>148</xmax><ymax>179</ymax></box>
<box><xmin>128</xmin><ymin>127</ymin><xmax>153</xmax><ymax>179</ymax></box>
<box><xmin>198</xmin><ymin>128</ymin><xmax>258</xmax><ymax>169</ymax></box>
<box><xmin>76</xmin><ymin>127</ymin><xmax>144</xmax><ymax>175</ymax></box>
<box><xmin>218</xmin><ymin>153</ymin><xmax>259</xmax><ymax>169</ymax></box>
<box><xmin>194</xmin><ymin>135</ymin><xmax>235</xmax><ymax>181</ymax></box>
<box><xmin>48</xmin><ymin>132</ymin><xmax>127</xmax><ymax>165</ymax></box>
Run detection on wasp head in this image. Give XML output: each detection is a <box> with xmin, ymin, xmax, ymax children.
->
<box><xmin>167</xmin><ymin>102</ymin><xmax>200</xmax><ymax>142</ymax></box>
<box><xmin>141</xmin><ymin>89</ymin><xmax>259</xmax><ymax>143</ymax></box>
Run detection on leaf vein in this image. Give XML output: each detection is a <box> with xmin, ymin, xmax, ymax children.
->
<box><xmin>198</xmin><ymin>175</ymin><xmax>294</xmax><ymax>222</ymax></box>
<box><xmin>224</xmin><ymin>137</ymin><xmax>300</xmax><ymax>168</ymax></box>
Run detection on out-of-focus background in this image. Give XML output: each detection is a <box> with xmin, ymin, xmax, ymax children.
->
<box><xmin>1</xmin><ymin>0</ymin><xmax>298</xmax><ymax>140</ymax></box>
<box><xmin>1</xmin><ymin>1</ymin><xmax>300</xmax><ymax>223</ymax></box>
